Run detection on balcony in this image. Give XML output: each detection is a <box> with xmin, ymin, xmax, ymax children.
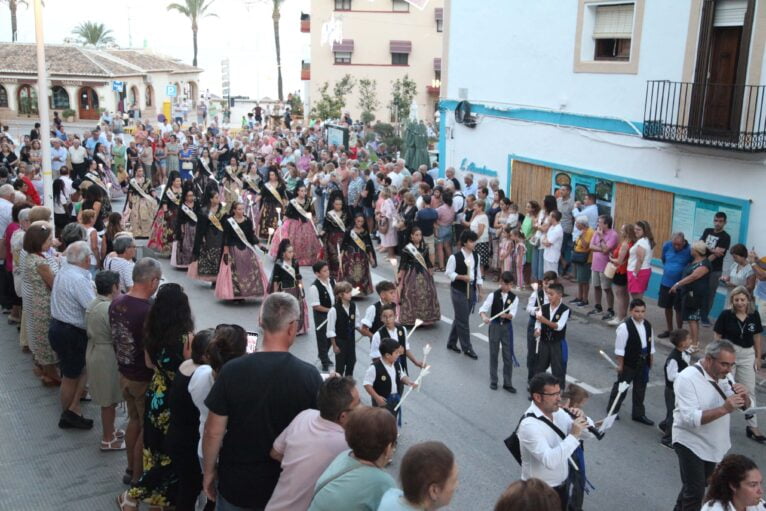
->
<box><xmin>643</xmin><ymin>80</ymin><xmax>766</xmax><ymax>152</ymax></box>
<box><xmin>426</xmin><ymin>79</ymin><xmax>441</xmax><ymax>96</ymax></box>
<box><xmin>301</xmin><ymin>61</ymin><xmax>310</xmax><ymax>81</ymax></box>
<box><xmin>300</xmin><ymin>13</ymin><xmax>310</xmax><ymax>33</ymax></box>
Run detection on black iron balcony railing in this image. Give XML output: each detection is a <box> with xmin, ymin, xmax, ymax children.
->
<box><xmin>643</xmin><ymin>80</ymin><xmax>766</xmax><ymax>152</ymax></box>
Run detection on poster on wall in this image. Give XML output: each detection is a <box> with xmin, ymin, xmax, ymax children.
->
<box><xmin>552</xmin><ymin>171</ymin><xmax>615</xmax><ymax>216</ymax></box>
<box><xmin>671</xmin><ymin>195</ymin><xmax>743</xmax><ymax>246</ymax></box>
<box><xmin>325</xmin><ymin>124</ymin><xmax>349</xmax><ymax>149</ymax></box>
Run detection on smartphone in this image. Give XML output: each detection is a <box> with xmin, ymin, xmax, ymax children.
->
<box><xmin>246</xmin><ymin>331</ymin><xmax>259</xmax><ymax>354</ymax></box>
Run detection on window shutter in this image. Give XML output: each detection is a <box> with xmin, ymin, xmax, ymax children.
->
<box><xmin>713</xmin><ymin>0</ymin><xmax>747</xmax><ymax>26</ymax></box>
<box><xmin>593</xmin><ymin>4</ymin><xmax>635</xmax><ymax>39</ymax></box>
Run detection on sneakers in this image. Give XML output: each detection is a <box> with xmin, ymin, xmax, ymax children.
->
<box><xmin>587</xmin><ymin>305</ymin><xmax>603</xmax><ymax>316</ymax></box>
<box><xmin>577</xmin><ymin>300</ymin><xmax>589</xmax><ymax>307</ymax></box>
<box><xmin>607</xmin><ymin>316</ymin><xmax>623</xmax><ymax>326</ymax></box>
<box><xmin>602</xmin><ymin>309</ymin><xmax>615</xmax><ymax>321</ymax></box>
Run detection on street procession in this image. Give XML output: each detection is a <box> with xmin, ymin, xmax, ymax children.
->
<box><xmin>0</xmin><ymin>0</ymin><xmax>765</xmax><ymax>510</ymax></box>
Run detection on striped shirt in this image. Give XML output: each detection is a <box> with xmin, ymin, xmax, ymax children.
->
<box><xmin>50</xmin><ymin>262</ymin><xmax>95</xmax><ymax>329</ymax></box>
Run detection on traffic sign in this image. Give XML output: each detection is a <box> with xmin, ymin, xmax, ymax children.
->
<box><xmin>112</xmin><ymin>81</ymin><xmax>124</xmax><ymax>92</ymax></box>
<box><xmin>166</xmin><ymin>84</ymin><xmax>177</xmax><ymax>97</ymax></box>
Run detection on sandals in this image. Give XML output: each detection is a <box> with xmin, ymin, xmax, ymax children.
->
<box><xmin>101</xmin><ymin>437</ymin><xmax>127</xmax><ymax>451</ymax></box>
<box><xmin>116</xmin><ymin>491</ymin><xmax>137</xmax><ymax>510</ymax></box>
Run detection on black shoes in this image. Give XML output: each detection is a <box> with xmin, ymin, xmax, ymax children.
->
<box><xmin>463</xmin><ymin>350</ymin><xmax>478</xmax><ymax>360</ymax></box>
<box><xmin>632</xmin><ymin>415</ymin><xmax>654</xmax><ymax>426</ymax></box>
<box><xmin>447</xmin><ymin>344</ymin><xmax>461</xmax><ymax>354</ymax></box>
<box><xmin>490</xmin><ymin>382</ymin><xmax>498</xmax><ymax>390</ymax></box>
<box><xmin>587</xmin><ymin>305</ymin><xmax>603</xmax><ymax>316</ymax></box>
<box><xmin>657</xmin><ymin>331</ymin><xmax>670</xmax><ymax>339</ymax></box>
<box><xmin>660</xmin><ymin>438</ymin><xmax>673</xmax><ymax>449</ymax></box>
<box><xmin>58</xmin><ymin>410</ymin><xmax>93</xmax><ymax>430</ymax></box>
<box><xmin>746</xmin><ymin>427</ymin><xmax>766</xmax><ymax>443</ymax></box>
<box><xmin>503</xmin><ymin>385</ymin><xmax>517</xmax><ymax>394</ymax></box>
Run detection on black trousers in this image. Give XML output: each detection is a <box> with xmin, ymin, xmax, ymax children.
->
<box><xmin>314</xmin><ymin>312</ymin><xmax>331</xmax><ymax>366</ymax></box>
<box><xmin>72</xmin><ymin>161</ymin><xmax>88</xmax><ymax>181</ymax></box>
<box><xmin>606</xmin><ymin>360</ymin><xmax>648</xmax><ymax>418</ymax></box>
<box><xmin>662</xmin><ymin>386</ymin><xmax>675</xmax><ymax>442</ymax></box>
<box><xmin>526</xmin><ymin>315</ymin><xmax>537</xmax><ymax>382</ymax></box>
<box><xmin>533</xmin><ymin>340</ymin><xmax>566</xmax><ymax>388</ymax></box>
<box><xmin>553</xmin><ymin>482</ymin><xmax>570</xmax><ymax>511</ymax></box>
<box><xmin>334</xmin><ymin>336</ymin><xmax>356</xmax><ymax>377</ymax></box>
<box><xmin>673</xmin><ymin>443</ymin><xmax>716</xmax><ymax>511</ymax></box>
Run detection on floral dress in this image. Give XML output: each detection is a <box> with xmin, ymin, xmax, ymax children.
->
<box><xmin>128</xmin><ymin>342</ymin><xmax>184</xmax><ymax>506</ymax></box>
<box><xmin>23</xmin><ymin>254</ymin><xmax>57</xmax><ymax>365</ymax></box>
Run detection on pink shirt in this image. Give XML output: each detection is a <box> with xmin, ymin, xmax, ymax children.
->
<box><xmin>265</xmin><ymin>409</ymin><xmax>348</xmax><ymax>511</ymax></box>
<box><xmin>589</xmin><ymin>228</ymin><xmax>619</xmax><ymax>272</ymax></box>
<box><xmin>436</xmin><ymin>203</ymin><xmax>455</xmax><ymax>226</ymax></box>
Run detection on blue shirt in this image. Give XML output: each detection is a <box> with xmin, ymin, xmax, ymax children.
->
<box><xmin>661</xmin><ymin>240</ymin><xmax>692</xmax><ymax>287</ymax></box>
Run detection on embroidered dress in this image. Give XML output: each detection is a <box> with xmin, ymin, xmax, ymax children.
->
<box><xmin>188</xmin><ymin>206</ymin><xmax>224</xmax><ymax>282</ymax></box>
<box><xmin>398</xmin><ymin>242</ymin><xmax>441</xmax><ymax>325</ymax></box>
<box><xmin>269</xmin><ymin>259</ymin><xmax>309</xmax><ymax>335</ymax></box>
<box><xmin>148</xmin><ymin>187</ymin><xmax>182</xmax><ymax>257</ymax></box>
<box><xmin>268</xmin><ymin>198</ymin><xmax>322</xmax><ymax>266</ymax></box>
<box><xmin>322</xmin><ymin>209</ymin><xmax>348</xmax><ymax>280</ymax></box>
<box><xmin>256</xmin><ymin>181</ymin><xmax>287</xmax><ymax>238</ymax></box>
<box><xmin>23</xmin><ymin>254</ymin><xmax>58</xmax><ymax>366</ymax></box>
<box><xmin>215</xmin><ymin>216</ymin><xmax>268</xmax><ymax>300</ymax></box>
<box><xmin>124</xmin><ymin>178</ymin><xmax>157</xmax><ymax>239</ymax></box>
<box><xmin>339</xmin><ymin>228</ymin><xmax>377</xmax><ymax>296</ymax></box>
<box><xmin>170</xmin><ymin>204</ymin><xmax>198</xmax><ymax>269</ymax></box>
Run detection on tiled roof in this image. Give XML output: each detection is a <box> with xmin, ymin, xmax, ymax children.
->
<box><xmin>0</xmin><ymin>43</ymin><xmax>201</xmax><ymax>78</ymax></box>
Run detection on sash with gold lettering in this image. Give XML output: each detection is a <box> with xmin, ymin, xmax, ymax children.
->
<box><xmin>264</xmin><ymin>182</ymin><xmax>285</xmax><ymax>204</ymax></box>
<box><xmin>200</xmin><ymin>158</ymin><xmax>214</xmax><ymax>178</ymax></box>
<box><xmin>227</xmin><ymin>217</ymin><xmax>261</xmax><ymax>255</ymax></box>
<box><xmin>277</xmin><ymin>260</ymin><xmax>297</xmax><ymax>287</ymax></box>
<box><xmin>129</xmin><ymin>178</ymin><xmax>153</xmax><ymax>202</ymax></box>
<box><xmin>328</xmin><ymin>210</ymin><xmax>346</xmax><ymax>231</ymax></box>
<box><xmin>404</xmin><ymin>243</ymin><xmax>429</xmax><ymax>271</ymax></box>
<box><xmin>225</xmin><ymin>166</ymin><xmax>243</xmax><ymax>188</ymax></box>
<box><xmin>289</xmin><ymin>199</ymin><xmax>312</xmax><ymax>222</ymax></box>
<box><xmin>165</xmin><ymin>188</ymin><xmax>180</xmax><ymax>205</ymax></box>
<box><xmin>243</xmin><ymin>173</ymin><xmax>259</xmax><ymax>191</ymax></box>
<box><xmin>208</xmin><ymin>209</ymin><xmax>224</xmax><ymax>232</ymax></box>
<box><xmin>350</xmin><ymin>230</ymin><xmax>368</xmax><ymax>252</ymax></box>
<box><xmin>85</xmin><ymin>172</ymin><xmax>107</xmax><ymax>191</ymax></box>
<box><xmin>181</xmin><ymin>204</ymin><xmax>198</xmax><ymax>223</ymax></box>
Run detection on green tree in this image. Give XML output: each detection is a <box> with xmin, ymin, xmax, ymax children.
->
<box><xmin>167</xmin><ymin>0</ymin><xmax>218</xmax><ymax>67</ymax></box>
<box><xmin>390</xmin><ymin>74</ymin><xmax>418</xmax><ymax>122</ymax></box>
<box><xmin>71</xmin><ymin>21</ymin><xmax>116</xmax><ymax>47</ymax></box>
<box><xmin>357</xmin><ymin>78</ymin><xmax>379</xmax><ymax>126</ymax></box>
<box><xmin>311</xmin><ymin>75</ymin><xmax>355</xmax><ymax>121</ymax></box>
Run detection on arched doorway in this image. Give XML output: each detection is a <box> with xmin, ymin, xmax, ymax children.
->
<box><xmin>0</xmin><ymin>85</ymin><xmax>8</xmax><ymax>108</ymax></box>
<box><xmin>145</xmin><ymin>84</ymin><xmax>154</xmax><ymax>107</ymax></box>
<box><xmin>78</xmin><ymin>86</ymin><xmax>99</xmax><ymax>120</ymax></box>
<box><xmin>188</xmin><ymin>81</ymin><xmax>198</xmax><ymax>107</ymax></box>
<box><xmin>17</xmin><ymin>84</ymin><xmax>38</xmax><ymax>115</ymax></box>
<box><xmin>129</xmin><ymin>86</ymin><xmax>139</xmax><ymax>109</ymax></box>
<box><xmin>50</xmin><ymin>86</ymin><xmax>70</xmax><ymax>110</ymax></box>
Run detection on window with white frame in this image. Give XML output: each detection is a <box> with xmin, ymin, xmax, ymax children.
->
<box><xmin>335</xmin><ymin>0</ymin><xmax>351</xmax><ymax>11</ymax></box>
<box><xmin>392</xmin><ymin>0</ymin><xmax>410</xmax><ymax>12</ymax></box>
<box><xmin>592</xmin><ymin>3</ymin><xmax>634</xmax><ymax>61</ymax></box>
<box><xmin>334</xmin><ymin>51</ymin><xmax>352</xmax><ymax>64</ymax></box>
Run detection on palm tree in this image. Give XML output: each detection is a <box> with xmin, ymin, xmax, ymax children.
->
<box><xmin>167</xmin><ymin>0</ymin><xmax>218</xmax><ymax>68</ymax></box>
<box><xmin>270</xmin><ymin>0</ymin><xmax>285</xmax><ymax>101</ymax></box>
<box><xmin>2</xmin><ymin>0</ymin><xmax>28</xmax><ymax>42</ymax></box>
<box><xmin>71</xmin><ymin>21</ymin><xmax>116</xmax><ymax>47</ymax></box>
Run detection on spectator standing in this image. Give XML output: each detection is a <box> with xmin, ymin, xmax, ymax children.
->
<box><xmin>588</xmin><ymin>215</ymin><xmax>619</xmax><ymax>320</ymax></box>
<box><xmin>50</xmin><ymin>139</ymin><xmax>67</xmax><ymax>176</ymax></box>
<box><xmin>104</xmin><ymin>235</ymin><xmax>136</xmax><ymax>292</ymax></box>
<box><xmin>670</xmin><ymin>241</ymin><xmax>712</xmax><ymax>350</ymax></box>
<box><xmin>570</xmin><ymin>216</ymin><xmax>594</xmax><ymax>308</ymax></box>
<box><xmin>203</xmin><ymin>293</ymin><xmax>323</xmax><ymax>510</ymax></box>
<box><xmin>556</xmin><ymin>185</ymin><xmax>575</xmax><ymax>278</ymax></box>
<box><xmin>700</xmin><ymin>212</ymin><xmax>731</xmax><ymax>326</ymax></box>
<box><xmin>627</xmin><ymin>221</ymin><xmax>655</xmax><ymax>300</ymax></box>
<box><xmin>415</xmin><ymin>194</ymin><xmax>438</xmax><ymax>264</ymax></box>
<box><xmin>68</xmin><ymin>138</ymin><xmax>88</xmax><ymax>180</ymax></box>
<box><xmin>0</xmin><ymin>184</ymin><xmax>14</xmax><ymax>313</ymax></box>
<box><xmin>658</xmin><ymin>233</ymin><xmax>693</xmax><ymax>338</ymax></box>
<box><xmin>541</xmin><ymin>211</ymin><xmax>563</xmax><ymax>275</ymax></box>
<box><xmin>721</xmin><ymin>244</ymin><xmax>755</xmax><ymax>293</ymax></box>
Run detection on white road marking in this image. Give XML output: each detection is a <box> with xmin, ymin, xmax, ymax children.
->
<box><xmin>564</xmin><ymin>374</ymin><xmax>605</xmax><ymax>395</ymax></box>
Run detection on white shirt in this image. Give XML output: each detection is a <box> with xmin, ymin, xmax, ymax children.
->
<box><xmin>543</xmin><ymin>223</ymin><xmax>563</xmax><ymax>263</ymax></box>
<box><xmin>370</xmin><ymin>326</ymin><xmax>409</xmax><ymax>360</ymax></box>
<box><xmin>614</xmin><ymin>318</ymin><xmax>656</xmax><ymax>357</ymax></box>
<box><xmin>307</xmin><ymin>279</ymin><xmax>334</xmax><ymax>308</ymax></box>
<box><xmin>326</xmin><ymin>303</ymin><xmax>360</xmax><ymax>338</ymax></box>
<box><xmin>68</xmin><ymin>145</ymin><xmax>87</xmax><ymax>164</ymax></box>
<box><xmin>628</xmin><ymin>237</ymin><xmax>653</xmax><ymax>271</ymax></box>
<box><xmin>104</xmin><ymin>256</ymin><xmax>135</xmax><ymax>292</ymax></box>
<box><xmin>361</xmin><ymin>303</ymin><xmax>382</xmax><ymax>329</ymax></box>
<box><xmin>389</xmin><ymin>171</ymin><xmax>404</xmax><ymax>188</ymax></box>
<box><xmin>581</xmin><ymin>204</ymin><xmax>598</xmax><ymax>228</ymax></box>
<box><xmin>0</xmin><ymin>197</ymin><xmax>12</xmax><ymax>243</ymax></box>
<box><xmin>517</xmin><ymin>402</ymin><xmax>582</xmax><ymax>487</ymax></box>
<box><xmin>446</xmin><ymin>249</ymin><xmax>484</xmax><ymax>285</ymax></box>
<box><xmin>526</xmin><ymin>290</ymin><xmax>550</xmax><ymax>317</ymax></box>
<box><xmin>50</xmin><ymin>146</ymin><xmax>68</xmax><ymax>172</ymax></box>
<box><xmin>701</xmin><ymin>501</ymin><xmax>761</xmax><ymax>511</ymax></box>
<box><xmin>470</xmin><ymin>213</ymin><xmax>490</xmax><ymax>243</ymax></box>
<box><xmin>535</xmin><ymin>303</ymin><xmax>569</xmax><ymax>331</ymax></box>
<box><xmin>451</xmin><ymin>193</ymin><xmax>465</xmax><ymax>221</ymax></box>
<box><xmin>479</xmin><ymin>292</ymin><xmax>519</xmax><ymax>318</ymax></box>
<box><xmin>672</xmin><ymin>363</ymin><xmax>735</xmax><ymax>462</ymax></box>
<box><xmin>363</xmin><ymin>360</ymin><xmax>398</xmax><ymax>386</ymax></box>
<box><xmin>189</xmin><ymin>364</ymin><xmax>215</xmax><ymax>458</ymax></box>
<box><xmin>666</xmin><ymin>351</ymin><xmax>691</xmax><ymax>383</ymax></box>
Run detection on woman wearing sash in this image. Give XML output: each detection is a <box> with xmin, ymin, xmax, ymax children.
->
<box><xmin>268</xmin><ymin>183</ymin><xmax>322</xmax><ymax>266</ymax></box>
<box><xmin>148</xmin><ymin>171</ymin><xmax>182</xmax><ymax>257</ymax></box>
<box><xmin>256</xmin><ymin>167</ymin><xmax>287</xmax><ymax>238</ymax></box>
<box><xmin>82</xmin><ymin>161</ymin><xmax>114</xmax><ymax>215</ymax></box>
<box><xmin>215</xmin><ymin>201</ymin><xmax>268</xmax><ymax>301</ymax></box>
<box><xmin>323</xmin><ymin>191</ymin><xmax>349</xmax><ymax>280</ymax></box>
<box><xmin>123</xmin><ymin>166</ymin><xmax>157</xmax><ymax>239</ymax></box>
<box><xmin>339</xmin><ymin>212</ymin><xmax>377</xmax><ymax>296</ymax></box>
<box><xmin>188</xmin><ymin>188</ymin><xmax>224</xmax><ymax>285</ymax></box>
<box><xmin>269</xmin><ymin>239</ymin><xmax>309</xmax><ymax>335</ymax></box>
<box><xmin>170</xmin><ymin>184</ymin><xmax>198</xmax><ymax>269</ymax></box>
<box><xmin>93</xmin><ymin>144</ymin><xmax>124</xmax><ymax>199</ymax></box>
<box><xmin>220</xmin><ymin>164</ymin><xmax>243</xmax><ymax>215</ymax></box>
<box><xmin>397</xmin><ymin>226</ymin><xmax>441</xmax><ymax>326</ymax></box>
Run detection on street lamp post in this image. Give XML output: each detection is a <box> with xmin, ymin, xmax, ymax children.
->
<box><xmin>34</xmin><ymin>0</ymin><xmax>53</xmax><ymax>211</ymax></box>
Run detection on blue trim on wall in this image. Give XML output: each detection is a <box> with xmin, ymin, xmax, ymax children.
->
<box><xmin>645</xmin><ymin>269</ymin><xmax>726</xmax><ymax>318</ymax></box>
<box><xmin>438</xmin><ymin>105</ymin><xmax>447</xmax><ymax>179</ymax></box>
<box><xmin>440</xmin><ymin>99</ymin><xmax>644</xmax><ymax>136</ymax></box>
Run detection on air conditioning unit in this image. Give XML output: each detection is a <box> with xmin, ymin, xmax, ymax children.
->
<box><xmin>454</xmin><ymin>100</ymin><xmax>476</xmax><ymax>128</ymax></box>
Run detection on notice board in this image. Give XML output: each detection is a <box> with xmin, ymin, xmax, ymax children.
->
<box><xmin>671</xmin><ymin>195</ymin><xmax>743</xmax><ymax>246</ymax></box>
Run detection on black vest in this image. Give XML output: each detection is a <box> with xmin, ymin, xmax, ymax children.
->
<box><xmin>540</xmin><ymin>302</ymin><xmax>568</xmax><ymax>343</ymax></box>
<box><xmin>333</xmin><ymin>302</ymin><xmax>356</xmax><ymax>341</ymax></box>
<box><xmin>664</xmin><ymin>349</ymin><xmax>689</xmax><ymax>387</ymax></box>
<box><xmin>312</xmin><ymin>279</ymin><xmax>334</xmax><ymax>308</ymax></box>
<box><xmin>371</xmin><ymin>359</ymin><xmax>403</xmax><ymax>398</ymax></box>
<box><xmin>380</xmin><ymin>326</ymin><xmax>409</xmax><ymax>375</ymax></box>
<box><xmin>450</xmin><ymin>251</ymin><xmax>479</xmax><ymax>294</ymax></box>
<box><xmin>369</xmin><ymin>301</ymin><xmax>384</xmax><ymax>335</ymax></box>
<box><xmin>623</xmin><ymin>319</ymin><xmax>652</xmax><ymax>369</ymax></box>
<box><xmin>491</xmin><ymin>290</ymin><xmax>517</xmax><ymax>325</ymax></box>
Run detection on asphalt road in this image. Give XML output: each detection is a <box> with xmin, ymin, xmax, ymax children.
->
<box><xmin>0</xmin><ymin>246</ymin><xmax>764</xmax><ymax>511</ymax></box>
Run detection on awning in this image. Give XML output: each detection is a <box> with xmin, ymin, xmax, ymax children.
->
<box><xmin>332</xmin><ymin>39</ymin><xmax>354</xmax><ymax>52</ymax></box>
<box><xmin>390</xmin><ymin>40</ymin><xmax>412</xmax><ymax>54</ymax></box>
<box><xmin>434</xmin><ymin>58</ymin><xmax>441</xmax><ymax>71</ymax></box>
<box><xmin>435</xmin><ymin>7</ymin><xmax>443</xmax><ymax>21</ymax></box>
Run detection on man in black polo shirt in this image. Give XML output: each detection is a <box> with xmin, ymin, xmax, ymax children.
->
<box><xmin>202</xmin><ymin>293</ymin><xmax>323</xmax><ymax>510</ymax></box>
<box><xmin>416</xmin><ymin>194</ymin><xmax>439</xmax><ymax>264</ymax></box>
<box><xmin>699</xmin><ymin>212</ymin><xmax>731</xmax><ymax>326</ymax></box>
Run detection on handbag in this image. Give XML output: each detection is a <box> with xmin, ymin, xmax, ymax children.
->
<box><xmin>378</xmin><ymin>215</ymin><xmax>389</xmax><ymax>235</ymax></box>
<box><xmin>571</xmin><ymin>251</ymin><xmax>588</xmax><ymax>264</ymax></box>
<box><xmin>603</xmin><ymin>261</ymin><xmax>617</xmax><ymax>279</ymax></box>
<box><xmin>181</xmin><ymin>161</ymin><xmax>194</xmax><ymax>170</ymax></box>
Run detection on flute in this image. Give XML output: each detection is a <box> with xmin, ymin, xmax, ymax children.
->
<box><xmin>727</xmin><ymin>379</ymin><xmax>748</xmax><ymax>411</ymax></box>
<box><xmin>562</xmin><ymin>407</ymin><xmax>605</xmax><ymax>441</ymax></box>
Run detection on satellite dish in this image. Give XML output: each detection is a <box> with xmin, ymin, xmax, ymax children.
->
<box><xmin>454</xmin><ymin>100</ymin><xmax>476</xmax><ymax>128</ymax></box>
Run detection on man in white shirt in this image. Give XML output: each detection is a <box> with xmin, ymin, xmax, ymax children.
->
<box><xmin>266</xmin><ymin>376</ymin><xmax>359</xmax><ymax>511</ymax></box>
<box><xmin>480</xmin><ymin>271</ymin><xmax>519</xmax><ymax>392</ymax></box>
<box><xmin>525</xmin><ymin>272</ymin><xmax>556</xmax><ymax>384</ymax></box>
<box><xmin>445</xmin><ymin>230</ymin><xmax>483</xmax><ymax>360</ymax></box>
<box><xmin>388</xmin><ymin>163</ymin><xmax>404</xmax><ymax>189</ymax></box>
<box><xmin>518</xmin><ymin>373</ymin><xmax>590</xmax><ymax>509</ymax></box>
<box><xmin>542</xmin><ymin>210</ymin><xmax>564</xmax><ymax>274</ymax></box>
<box><xmin>463</xmin><ymin>173</ymin><xmax>477</xmax><ymax>197</ymax></box>
<box><xmin>307</xmin><ymin>262</ymin><xmax>335</xmax><ymax>371</ymax></box>
<box><xmin>68</xmin><ymin>138</ymin><xmax>88</xmax><ymax>180</ymax></box>
<box><xmin>605</xmin><ymin>298</ymin><xmax>656</xmax><ymax>425</ymax></box>
<box><xmin>672</xmin><ymin>340</ymin><xmax>749</xmax><ymax>511</ymax></box>
<box><xmin>50</xmin><ymin>139</ymin><xmax>68</xmax><ymax>176</ymax></box>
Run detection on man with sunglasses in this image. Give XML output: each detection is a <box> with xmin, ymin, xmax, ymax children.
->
<box><xmin>671</xmin><ymin>340</ymin><xmax>750</xmax><ymax>511</ymax></box>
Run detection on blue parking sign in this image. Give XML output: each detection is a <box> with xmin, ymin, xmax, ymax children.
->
<box><xmin>166</xmin><ymin>84</ymin><xmax>177</xmax><ymax>97</ymax></box>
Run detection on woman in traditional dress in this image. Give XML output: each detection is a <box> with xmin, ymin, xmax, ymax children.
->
<box><xmin>82</xmin><ymin>160</ymin><xmax>114</xmax><ymax>214</ymax></box>
<box><xmin>219</xmin><ymin>170</ymin><xmax>241</xmax><ymax>217</ymax></box>
<box><xmin>215</xmin><ymin>201</ymin><xmax>268</xmax><ymax>301</ymax></box>
<box><xmin>192</xmin><ymin>150</ymin><xmax>216</xmax><ymax>200</ymax></box>
<box><xmin>124</xmin><ymin>166</ymin><xmax>157</xmax><ymax>239</ymax></box>
<box><xmin>339</xmin><ymin>212</ymin><xmax>377</xmax><ymax>296</ymax></box>
<box><xmin>256</xmin><ymin>166</ymin><xmax>287</xmax><ymax>238</ymax></box>
<box><xmin>397</xmin><ymin>226</ymin><xmax>441</xmax><ymax>326</ymax></box>
<box><xmin>188</xmin><ymin>188</ymin><xmax>225</xmax><ymax>285</ymax></box>
<box><xmin>268</xmin><ymin>183</ymin><xmax>322</xmax><ymax>266</ymax></box>
<box><xmin>241</xmin><ymin>162</ymin><xmax>261</xmax><ymax>226</ymax></box>
<box><xmin>148</xmin><ymin>171</ymin><xmax>183</xmax><ymax>258</ymax></box>
<box><xmin>170</xmin><ymin>184</ymin><xmax>198</xmax><ymax>269</ymax></box>
<box><xmin>269</xmin><ymin>239</ymin><xmax>309</xmax><ymax>335</ymax></box>
<box><xmin>322</xmin><ymin>191</ymin><xmax>349</xmax><ymax>280</ymax></box>
<box><xmin>377</xmin><ymin>187</ymin><xmax>399</xmax><ymax>258</ymax></box>
<box><xmin>94</xmin><ymin>144</ymin><xmax>124</xmax><ymax>200</ymax></box>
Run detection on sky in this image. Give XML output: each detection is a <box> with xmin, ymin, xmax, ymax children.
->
<box><xmin>0</xmin><ymin>0</ymin><xmax>311</xmax><ymax>100</ymax></box>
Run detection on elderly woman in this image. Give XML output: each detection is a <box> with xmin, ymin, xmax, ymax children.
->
<box><xmin>721</xmin><ymin>244</ymin><xmax>756</xmax><ymax>293</ymax></box>
<box><xmin>85</xmin><ymin>271</ymin><xmax>125</xmax><ymax>451</ymax></box>
<box><xmin>701</xmin><ymin>454</ymin><xmax>763</xmax><ymax>510</ymax></box>
<box><xmin>670</xmin><ymin>240</ymin><xmax>711</xmax><ymax>349</ymax></box>
<box><xmin>309</xmin><ymin>407</ymin><xmax>398</xmax><ymax>511</ymax></box>
<box><xmin>714</xmin><ymin>286</ymin><xmax>764</xmax><ymax>443</ymax></box>
<box><xmin>570</xmin><ymin>215</ymin><xmax>595</xmax><ymax>308</ymax></box>
<box><xmin>467</xmin><ymin>199</ymin><xmax>490</xmax><ymax>268</ymax></box>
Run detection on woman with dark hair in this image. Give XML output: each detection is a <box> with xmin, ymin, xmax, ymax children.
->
<box><xmin>170</xmin><ymin>184</ymin><xmax>198</xmax><ymax>269</ymax></box>
<box><xmin>195</xmin><ymin>148</ymin><xmax>215</xmax><ymax>189</ymax></box>
<box><xmin>121</xmin><ymin>283</ymin><xmax>194</xmax><ymax>510</ymax></box>
<box><xmin>397</xmin><ymin>192</ymin><xmax>418</xmax><ymax>251</ymax></box>
<box><xmin>702</xmin><ymin>454</ymin><xmax>762</xmax><ymax>510</ymax></box>
<box><xmin>339</xmin><ymin>212</ymin><xmax>377</xmax><ymax>296</ymax></box>
<box><xmin>722</xmin><ymin>243</ymin><xmax>757</xmax><ymax>293</ymax></box>
<box><xmin>52</xmin><ymin>178</ymin><xmax>71</xmax><ymax>234</ymax></box>
<box><xmin>256</xmin><ymin>166</ymin><xmax>287</xmax><ymax>238</ymax></box>
<box><xmin>241</xmin><ymin>162</ymin><xmax>260</xmax><ymax>227</ymax></box>
<box><xmin>398</xmin><ymin>226</ymin><xmax>440</xmax><ymax>326</ymax></box>
<box><xmin>494</xmin><ymin>479</ymin><xmax>561</xmax><ymax>511</ymax></box>
<box><xmin>378</xmin><ymin>442</ymin><xmax>458</xmax><ymax>511</ymax></box>
<box><xmin>166</xmin><ymin>134</ymin><xmax>180</xmax><ymax>177</ymax></box>
<box><xmin>81</xmin><ymin>184</ymin><xmax>109</xmax><ymax>232</ymax></box>
<box><xmin>188</xmin><ymin>188</ymin><xmax>225</xmax><ymax>285</ymax></box>
<box><xmin>93</xmin><ymin>143</ymin><xmax>123</xmax><ymax>199</ymax></box>
<box><xmin>215</xmin><ymin>201</ymin><xmax>268</xmax><ymax>301</ymax></box>
<box><xmin>124</xmin><ymin>166</ymin><xmax>157</xmax><ymax>239</ymax></box>
<box><xmin>103</xmin><ymin>212</ymin><xmax>123</xmax><ymax>255</ymax></box>
<box><xmin>269</xmin><ymin>239</ymin><xmax>309</xmax><ymax>335</ymax></box>
<box><xmin>627</xmin><ymin>220</ymin><xmax>656</xmax><ymax>299</ymax></box>
<box><xmin>148</xmin><ymin>171</ymin><xmax>183</xmax><ymax>257</ymax></box>
<box><xmin>323</xmin><ymin>192</ymin><xmax>350</xmax><ymax>280</ymax></box>
<box><xmin>268</xmin><ymin>182</ymin><xmax>322</xmax><ymax>266</ymax></box>
<box><xmin>434</xmin><ymin>191</ymin><xmax>455</xmax><ymax>272</ymax></box>
<box><xmin>531</xmin><ymin>195</ymin><xmax>557</xmax><ymax>283</ymax></box>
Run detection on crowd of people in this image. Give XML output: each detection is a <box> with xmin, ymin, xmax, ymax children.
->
<box><xmin>0</xmin><ymin>111</ymin><xmax>764</xmax><ymax>511</ymax></box>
